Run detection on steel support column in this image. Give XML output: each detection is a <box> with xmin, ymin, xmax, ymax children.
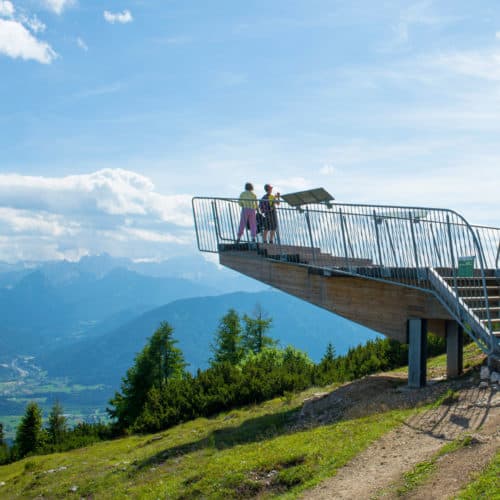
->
<box><xmin>408</xmin><ymin>318</ymin><xmax>428</xmax><ymax>388</ymax></box>
<box><xmin>446</xmin><ymin>320</ymin><xmax>463</xmax><ymax>378</ymax></box>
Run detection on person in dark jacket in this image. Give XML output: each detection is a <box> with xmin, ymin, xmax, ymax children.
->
<box><xmin>259</xmin><ymin>184</ymin><xmax>280</xmax><ymax>244</ymax></box>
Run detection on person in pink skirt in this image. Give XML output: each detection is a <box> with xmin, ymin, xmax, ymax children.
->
<box><xmin>236</xmin><ymin>182</ymin><xmax>258</xmax><ymax>243</ymax></box>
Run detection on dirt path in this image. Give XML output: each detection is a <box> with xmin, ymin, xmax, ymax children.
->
<box><xmin>300</xmin><ymin>376</ymin><xmax>499</xmax><ymax>500</ymax></box>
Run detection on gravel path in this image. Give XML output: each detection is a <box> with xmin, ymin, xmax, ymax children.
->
<box><xmin>300</xmin><ymin>376</ymin><xmax>499</xmax><ymax>499</ymax></box>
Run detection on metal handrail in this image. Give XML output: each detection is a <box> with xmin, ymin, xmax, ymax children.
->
<box><xmin>192</xmin><ymin>197</ymin><xmax>500</xmax><ymax>356</ymax></box>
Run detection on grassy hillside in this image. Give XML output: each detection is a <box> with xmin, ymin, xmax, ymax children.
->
<box><xmin>0</xmin><ymin>345</ymin><xmax>496</xmax><ymax>499</ymax></box>
<box><xmin>0</xmin><ymin>387</ymin><xmax>415</xmax><ymax>498</ymax></box>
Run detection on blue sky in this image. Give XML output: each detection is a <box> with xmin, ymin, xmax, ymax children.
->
<box><xmin>0</xmin><ymin>1</ymin><xmax>499</xmax><ymax>262</ymax></box>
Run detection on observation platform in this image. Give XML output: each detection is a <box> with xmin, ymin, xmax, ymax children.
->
<box><xmin>193</xmin><ymin>196</ymin><xmax>500</xmax><ymax>386</ymax></box>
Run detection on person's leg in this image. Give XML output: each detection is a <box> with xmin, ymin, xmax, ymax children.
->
<box><xmin>249</xmin><ymin>211</ymin><xmax>257</xmax><ymax>240</ymax></box>
<box><xmin>237</xmin><ymin>209</ymin><xmax>248</xmax><ymax>240</ymax></box>
<box><xmin>269</xmin><ymin>211</ymin><xmax>277</xmax><ymax>243</ymax></box>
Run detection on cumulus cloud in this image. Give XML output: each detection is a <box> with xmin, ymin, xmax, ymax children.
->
<box><xmin>103</xmin><ymin>10</ymin><xmax>133</xmax><ymax>24</ymax></box>
<box><xmin>0</xmin><ymin>169</ymin><xmax>195</xmax><ymax>263</ymax></box>
<box><xmin>0</xmin><ymin>18</ymin><xmax>57</xmax><ymax>63</ymax></box>
<box><xmin>42</xmin><ymin>0</ymin><xmax>75</xmax><ymax>15</ymax></box>
<box><xmin>0</xmin><ymin>169</ymin><xmax>192</xmax><ymax>224</ymax></box>
<box><xmin>0</xmin><ymin>0</ymin><xmax>14</xmax><ymax>17</ymax></box>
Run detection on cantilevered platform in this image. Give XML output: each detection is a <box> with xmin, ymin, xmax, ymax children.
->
<box><xmin>193</xmin><ymin>197</ymin><xmax>500</xmax><ymax>382</ymax></box>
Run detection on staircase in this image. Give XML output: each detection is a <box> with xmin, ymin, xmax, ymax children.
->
<box><xmin>429</xmin><ymin>268</ymin><xmax>500</xmax><ymax>355</ymax></box>
<box><xmin>193</xmin><ymin>197</ymin><xmax>500</xmax><ymax>363</ymax></box>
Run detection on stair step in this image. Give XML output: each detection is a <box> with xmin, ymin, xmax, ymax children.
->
<box><xmin>455</xmin><ymin>286</ymin><xmax>498</xmax><ymax>292</ymax></box>
<box><xmin>441</xmin><ymin>275</ymin><xmax>499</xmax><ymax>280</ymax></box>
<box><xmin>464</xmin><ymin>295</ymin><xmax>500</xmax><ymax>302</ymax></box>
<box><xmin>479</xmin><ymin>318</ymin><xmax>500</xmax><ymax>331</ymax></box>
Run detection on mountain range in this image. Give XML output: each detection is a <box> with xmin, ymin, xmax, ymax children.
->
<box><xmin>0</xmin><ymin>253</ymin><xmax>379</xmax><ymax>406</ymax></box>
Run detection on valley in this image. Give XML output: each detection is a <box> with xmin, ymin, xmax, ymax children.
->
<box><xmin>0</xmin><ymin>254</ymin><xmax>379</xmax><ymax>441</ymax></box>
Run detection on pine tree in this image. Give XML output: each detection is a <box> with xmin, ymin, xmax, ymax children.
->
<box><xmin>108</xmin><ymin>322</ymin><xmax>187</xmax><ymax>429</ymax></box>
<box><xmin>16</xmin><ymin>402</ymin><xmax>43</xmax><ymax>458</ymax></box>
<box><xmin>47</xmin><ymin>401</ymin><xmax>67</xmax><ymax>445</ymax></box>
<box><xmin>210</xmin><ymin>309</ymin><xmax>244</xmax><ymax>366</ymax></box>
<box><xmin>242</xmin><ymin>305</ymin><xmax>275</xmax><ymax>354</ymax></box>
<box><xmin>321</xmin><ymin>342</ymin><xmax>336</xmax><ymax>363</ymax></box>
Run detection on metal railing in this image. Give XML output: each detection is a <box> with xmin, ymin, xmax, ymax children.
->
<box><xmin>192</xmin><ymin>197</ymin><xmax>500</xmax><ymax>357</ymax></box>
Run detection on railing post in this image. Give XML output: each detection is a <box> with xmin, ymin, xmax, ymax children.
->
<box><xmin>229</xmin><ymin>201</ymin><xmax>237</xmax><ymax>242</ymax></box>
<box><xmin>211</xmin><ymin>200</ymin><xmax>222</xmax><ymax>246</ymax></box>
<box><xmin>304</xmin><ymin>208</ymin><xmax>316</xmax><ymax>264</ymax></box>
<box><xmin>446</xmin><ymin>214</ymin><xmax>459</xmax><ymax>313</ymax></box>
<box><xmin>373</xmin><ymin>210</ymin><xmax>384</xmax><ymax>267</ymax></box>
<box><xmin>429</xmin><ymin>224</ymin><xmax>443</xmax><ymax>268</ymax></box>
<box><xmin>339</xmin><ymin>208</ymin><xmax>350</xmax><ymax>269</ymax></box>
<box><xmin>410</xmin><ymin>214</ymin><xmax>421</xmax><ymax>280</ymax></box>
<box><xmin>496</xmin><ymin>239</ymin><xmax>500</xmax><ymax>277</ymax></box>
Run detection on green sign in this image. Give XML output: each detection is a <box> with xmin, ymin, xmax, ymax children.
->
<box><xmin>457</xmin><ymin>256</ymin><xmax>475</xmax><ymax>277</ymax></box>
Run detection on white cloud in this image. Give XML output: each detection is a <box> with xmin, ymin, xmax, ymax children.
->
<box><xmin>496</xmin><ymin>32</ymin><xmax>500</xmax><ymax>40</ymax></box>
<box><xmin>0</xmin><ymin>18</ymin><xmax>57</xmax><ymax>63</ymax></box>
<box><xmin>21</xmin><ymin>14</ymin><xmax>46</xmax><ymax>33</ymax></box>
<box><xmin>42</xmin><ymin>0</ymin><xmax>75</xmax><ymax>15</ymax></box>
<box><xmin>122</xmin><ymin>227</ymin><xmax>188</xmax><ymax>244</ymax></box>
<box><xmin>104</xmin><ymin>10</ymin><xmax>133</xmax><ymax>24</ymax></box>
<box><xmin>76</xmin><ymin>36</ymin><xmax>87</xmax><ymax>51</ymax></box>
<box><xmin>0</xmin><ymin>1</ymin><xmax>14</xmax><ymax>17</ymax></box>
<box><xmin>0</xmin><ymin>207</ymin><xmax>78</xmax><ymax>237</ymax></box>
<box><xmin>0</xmin><ymin>169</ymin><xmax>195</xmax><ymax>262</ymax></box>
<box><xmin>0</xmin><ymin>169</ymin><xmax>192</xmax><ymax>224</ymax></box>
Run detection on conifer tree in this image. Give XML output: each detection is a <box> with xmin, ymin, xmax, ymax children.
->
<box><xmin>210</xmin><ymin>309</ymin><xmax>244</xmax><ymax>366</ymax></box>
<box><xmin>15</xmin><ymin>402</ymin><xmax>43</xmax><ymax>458</ymax></box>
<box><xmin>108</xmin><ymin>322</ymin><xmax>187</xmax><ymax>428</ymax></box>
<box><xmin>242</xmin><ymin>305</ymin><xmax>275</xmax><ymax>354</ymax></box>
<box><xmin>47</xmin><ymin>401</ymin><xmax>67</xmax><ymax>445</ymax></box>
<box><xmin>322</xmin><ymin>342</ymin><xmax>336</xmax><ymax>363</ymax></box>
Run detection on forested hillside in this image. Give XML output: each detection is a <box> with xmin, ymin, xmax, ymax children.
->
<box><xmin>40</xmin><ymin>291</ymin><xmax>379</xmax><ymax>386</ymax></box>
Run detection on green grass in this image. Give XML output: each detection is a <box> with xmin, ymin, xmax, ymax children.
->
<box><xmin>0</xmin><ymin>386</ymin><xmax>418</xmax><ymax>499</ymax></box>
<box><xmin>456</xmin><ymin>450</ymin><xmax>500</xmax><ymax>500</ymax></box>
<box><xmin>0</xmin><ymin>343</ymin><xmax>490</xmax><ymax>498</ymax></box>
